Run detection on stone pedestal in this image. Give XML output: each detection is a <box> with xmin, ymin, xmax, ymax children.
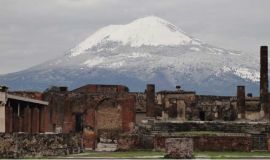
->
<box><xmin>165</xmin><ymin>138</ymin><xmax>193</xmax><ymax>159</ymax></box>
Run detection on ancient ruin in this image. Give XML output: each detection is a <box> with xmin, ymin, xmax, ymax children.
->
<box><xmin>0</xmin><ymin>46</ymin><xmax>270</xmax><ymax>158</ymax></box>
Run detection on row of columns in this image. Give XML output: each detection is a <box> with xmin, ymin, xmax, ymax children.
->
<box><xmin>236</xmin><ymin>46</ymin><xmax>269</xmax><ymax>120</ymax></box>
<box><xmin>5</xmin><ymin>105</ymin><xmax>48</xmax><ymax>133</ymax></box>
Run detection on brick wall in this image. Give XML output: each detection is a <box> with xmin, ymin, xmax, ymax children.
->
<box><xmin>120</xmin><ymin>96</ymin><xmax>136</xmax><ymax>132</ymax></box>
<box><xmin>154</xmin><ymin>134</ymin><xmax>251</xmax><ymax>152</ymax></box>
<box><xmin>151</xmin><ymin>121</ymin><xmax>270</xmax><ymax>133</ymax></box>
<box><xmin>43</xmin><ymin>85</ymin><xmax>136</xmax><ymax>150</ymax></box>
<box><xmin>118</xmin><ymin>133</ymin><xmax>251</xmax><ymax>152</ymax></box>
<box><xmin>96</xmin><ymin>99</ymin><xmax>122</xmax><ymax>131</ymax></box>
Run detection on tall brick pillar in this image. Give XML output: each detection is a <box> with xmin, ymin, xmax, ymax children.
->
<box><xmin>31</xmin><ymin>107</ymin><xmax>40</xmax><ymax>133</ymax></box>
<box><xmin>120</xmin><ymin>96</ymin><xmax>136</xmax><ymax>132</ymax></box>
<box><xmin>237</xmin><ymin>86</ymin><xmax>245</xmax><ymax>119</ymax></box>
<box><xmin>260</xmin><ymin>46</ymin><xmax>269</xmax><ymax>118</ymax></box>
<box><xmin>5</xmin><ymin>106</ymin><xmax>13</xmax><ymax>133</ymax></box>
<box><xmin>23</xmin><ymin>106</ymin><xmax>32</xmax><ymax>133</ymax></box>
<box><xmin>146</xmin><ymin>84</ymin><xmax>155</xmax><ymax>117</ymax></box>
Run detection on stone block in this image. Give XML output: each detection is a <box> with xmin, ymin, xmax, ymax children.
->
<box><xmin>165</xmin><ymin>138</ymin><xmax>193</xmax><ymax>159</ymax></box>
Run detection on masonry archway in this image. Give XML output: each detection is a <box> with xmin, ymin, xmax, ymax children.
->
<box><xmin>95</xmin><ymin>98</ymin><xmax>122</xmax><ymax>140</ymax></box>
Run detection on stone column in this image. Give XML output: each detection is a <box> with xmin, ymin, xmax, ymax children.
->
<box><xmin>5</xmin><ymin>106</ymin><xmax>13</xmax><ymax>133</ymax></box>
<box><xmin>146</xmin><ymin>84</ymin><xmax>155</xmax><ymax>117</ymax></box>
<box><xmin>18</xmin><ymin>116</ymin><xmax>23</xmax><ymax>132</ymax></box>
<box><xmin>237</xmin><ymin>86</ymin><xmax>246</xmax><ymax>119</ymax></box>
<box><xmin>260</xmin><ymin>46</ymin><xmax>269</xmax><ymax>118</ymax></box>
<box><xmin>31</xmin><ymin>107</ymin><xmax>40</xmax><ymax>133</ymax></box>
<box><xmin>23</xmin><ymin>106</ymin><xmax>32</xmax><ymax>133</ymax></box>
<box><xmin>13</xmin><ymin>113</ymin><xmax>19</xmax><ymax>132</ymax></box>
<box><xmin>39</xmin><ymin>106</ymin><xmax>49</xmax><ymax>133</ymax></box>
<box><xmin>17</xmin><ymin>103</ymin><xmax>23</xmax><ymax>132</ymax></box>
<box><xmin>43</xmin><ymin>106</ymin><xmax>50</xmax><ymax>132</ymax></box>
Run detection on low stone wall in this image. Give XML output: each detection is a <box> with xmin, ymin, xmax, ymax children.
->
<box><xmin>0</xmin><ymin>133</ymin><xmax>83</xmax><ymax>158</ymax></box>
<box><xmin>151</xmin><ymin>121</ymin><xmax>270</xmax><ymax>134</ymax></box>
<box><xmin>117</xmin><ymin>134</ymin><xmax>154</xmax><ymax>150</ymax></box>
<box><xmin>165</xmin><ymin>138</ymin><xmax>193</xmax><ymax>159</ymax></box>
<box><xmin>118</xmin><ymin>133</ymin><xmax>251</xmax><ymax>152</ymax></box>
<box><xmin>117</xmin><ymin>134</ymin><xmax>139</xmax><ymax>150</ymax></box>
<box><xmin>154</xmin><ymin>133</ymin><xmax>251</xmax><ymax>152</ymax></box>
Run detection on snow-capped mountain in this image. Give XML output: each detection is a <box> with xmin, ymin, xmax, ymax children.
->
<box><xmin>0</xmin><ymin>16</ymin><xmax>260</xmax><ymax>95</ymax></box>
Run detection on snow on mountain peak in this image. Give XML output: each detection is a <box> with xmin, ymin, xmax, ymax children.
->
<box><xmin>69</xmin><ymin>16</ymin><xmax>192</xmax><ymax>57</ymax></box>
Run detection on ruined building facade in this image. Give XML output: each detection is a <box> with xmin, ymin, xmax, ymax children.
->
<box><xmin>1</xmin><ymin>46</ymin><xmax>270</xmax><ymax>152</ymax></box>
<box><xmin>42</xmin><ymin>84</ymin><xmax>136</xmax><ymax>150</ymax></box>
<box><xmin>141</xmin><ymin>46</ymin><xmax>269</xmax><ymax>122</ymax></box>
<box><xmin>0</xmin><ymin>86</ymin><xmax>48</xmax><ymax>133</ymax></box>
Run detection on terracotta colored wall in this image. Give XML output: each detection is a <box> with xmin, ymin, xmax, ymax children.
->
<box><xmin>96</xmin><ymin>99</ymin><xmax>122</xmax><ymax>130</ymax></box>
<box><xmin>154</xmin><ymin>135</ymin><xmax>251</xmax><ymax>152</ymax></box>
<box><xmin>120</xmin><ymin>96</ymin><xmax>136</xmax><ymax>132</ymax></box>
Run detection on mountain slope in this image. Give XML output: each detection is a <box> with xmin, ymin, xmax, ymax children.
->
<box><xmin>0</xmin><ymin>16</ymin><xmax>260</xmax><ymax>95</ymax></box>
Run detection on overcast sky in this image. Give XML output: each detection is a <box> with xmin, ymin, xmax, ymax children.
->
<box><xmin>0</xmin><ymin>0</ymin><xmax>269</xmax><ymax>74</ymax></box>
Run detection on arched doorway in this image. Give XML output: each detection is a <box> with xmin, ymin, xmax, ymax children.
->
<box><xmin>96</xmin><ymin>98</ymin><xmax>122</xmax><ymax>131</ymax></box>
<box><xmin>95</xmin><ymin>98</ymin><xmax>122</xmax><ymax>151</ymax></box>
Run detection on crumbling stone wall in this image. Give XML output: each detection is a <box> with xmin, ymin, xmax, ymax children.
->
<box><xmin>118</xmin><ymin>132</ymin><xmax>251</xmax><ymax>152</ymax></box>
<box><xmin>196</xmin><ymin>95</ymin><xmax>235</xmax><ymax>121</ymax></box>
<box><xmin>96</xmin><ymin>99</ymin><xmax>122</xmax><ymax>131</ymax></box>
<box><xmin>0</xmin><ymin>133</ymin><xmax>83</xmax><ymax>158</ymax></box>
<box><xmin>131</xmin><ymin>92</ymin><xmax>146</xmax><ymax>113</ymax></box>
<box><xmin>165</xmin><ymin>138</ymin><xmax>193</xmax><ymax>159</ymax></box>
<box><xmin>43</xmin><ymin>85</ymin><xmax>136</xmax><ymax>149</ymax></box>
<box><xmin>117</xmin><ymin>134</ymin><xmax>139</xmax><ymax>150</ymax></box>
<box><xmin>117</xmin><ymin>133</ymin><xmax>154</xmax><ymax>150</ymax></box>
<box><xmin>151</xmin><ymin>121</ymin><xmax>270</xmax><ymax>133</ymax></box>
<box><xmin>157</xmin><ymin>91</ymin><xmax>196</xmax><ymax>120</ymax></box>
<box><xmin>155</xmin><ymin>134</ymin><xmax>251</xmax><ymax>152</ymax></box>
<box><xmin>72</xmin><ymin>84</ymin><xmax>129</xmax><ymax>93</ymax></box>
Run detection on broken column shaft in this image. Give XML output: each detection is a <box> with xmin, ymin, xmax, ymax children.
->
<box><xmin>237</xmin><ymin>86</ymin><xmax>245</xmax><ymax>119</ymax></box>
<box><xmin>260</xmin><ymin>46</ymin><xmax>269</xmax><ymax>118</ymax></box>
<box><xmin>146</xmin><ymin>84</ymin><xmax>155</xmax><ymax>117</ymax></box>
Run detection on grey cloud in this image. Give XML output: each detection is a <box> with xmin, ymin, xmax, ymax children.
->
<box><xmin>0</xmin><ymin>0</ymin><xmax>269</xmax><ymax>74</ymax></box>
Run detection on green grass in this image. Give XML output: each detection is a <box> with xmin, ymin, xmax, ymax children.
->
<box><xmin>64</xmin><ymin>150</ymin><xmax>165</xmax><ymax>158</ymax></box>
<box><xmin>195</xmin><ymin>151</ymin><xmax>270</xmax><ymax>159</ymax></box>
<box><xmin>59</xmin><ymin>150</ymin><xmax>270</xmax><ymax>159</ymax></box>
